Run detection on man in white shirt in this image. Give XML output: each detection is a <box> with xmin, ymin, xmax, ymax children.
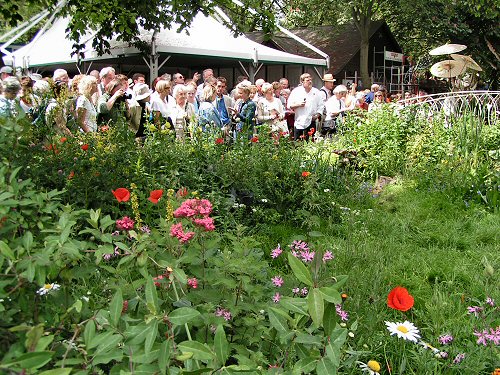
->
<box><xmin>288</xmin><ymin>73</ymin><xmax>324</xmax><ymax>141</ymax></box>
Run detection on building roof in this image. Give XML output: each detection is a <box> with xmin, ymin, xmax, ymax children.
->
<box><xmin>7</xmin><ymin>14</ymin><xmax>327</xmax><ymax>68</ymax></box>
<box><xmin>247</xmin><ymin>21</ymin><xmax>401</xmax><ymax>75</ymax></box>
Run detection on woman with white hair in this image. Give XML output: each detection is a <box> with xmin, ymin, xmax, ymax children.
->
<box><xmin>256</xmin><ymin>82</ymin><xmax>287</xmax><ymax>134</ymax></box>
<box><xmin>150</xmin><ymin>80</ymin><xmax>174</xmax><ymax>126</ymax></box>
<box><xmin>0</xmin><ymin>77</ymin><xmax>25</xmax><ymax>119</ymax></box>
<box><xmin>322</xmin><ymin>84</ymin><xmax>348</xmax><ymax>136</ymax></box>
<box><xmin>171</xmin><ymin>84</ymin><xmax>196</xmax><ymax>140</ymax></box>
<box><xmin>76</xmin><ymin>75</ymin><xmax>98</xmax><ymax>132</ymax></box>
<box><xmin>197</xmin><ymin>84</ymin><xmax>221</xmax><ymax>130</ymax></box>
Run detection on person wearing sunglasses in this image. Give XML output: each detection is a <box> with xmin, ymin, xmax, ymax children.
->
<box><xmin>368</xmin><ymin>91</ymin><xmax>385</xmax><ymax>112</ymax></box>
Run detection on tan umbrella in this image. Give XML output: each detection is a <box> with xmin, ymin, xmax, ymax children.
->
<box><xmin>450</xmin><ymin>54</ymin><xmax>483</xmax><ymax>71</ymax></box>
<box><xmin>430</xmin><ymin>60</ymin><xmax>467</xmax><ymax>78</ymax></box>
<box><xmin>429</xmin><ymin>43</ymin><xmax>467</xmax><ymax>56</ymax></box>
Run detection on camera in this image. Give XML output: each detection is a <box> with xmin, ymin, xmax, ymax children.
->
<box><xmin>123</xmin><ymin>93</ymin><xmax>132</xmax><ymax>100</ymax></box>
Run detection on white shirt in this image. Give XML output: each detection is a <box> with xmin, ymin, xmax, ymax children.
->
<box><xmin>76</xmin><ymin>95</ymin><xmax>97</xmax><ymax>132</ymax></box>
<box><xmin>288</xmin><ymin>86</ymin><xmax>324</xmax><ymax>129</ymax></box>
<box><xmin>150</xmin><ymin>92</ymin><xmax>175</xmax><ymax>118</ymax></box>
<box><xmin>324</xmin><ymin>96</ymin><xmax>345</xmax><ymax>121</ymax></box>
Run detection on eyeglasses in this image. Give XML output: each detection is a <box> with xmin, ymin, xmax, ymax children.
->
<box><xmin>375</xmin><ymin>94</ymin><xmax>383</xmax><ymax>97</ymax></box>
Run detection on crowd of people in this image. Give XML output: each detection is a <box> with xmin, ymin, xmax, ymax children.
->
<box><xmin>0</xmin><ymin>65</ymin><xmax>427</xmax><ymax>141</ymax></box>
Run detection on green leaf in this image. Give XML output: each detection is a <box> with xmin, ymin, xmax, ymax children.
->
<box><xmin>331</xmin><ymin>275</ymin><xmax>348</xmax><ymax>290</ymax></box>
<box><xmin>287</xmin><ymin>252</ymin><xmax>313</xmax><ymax>286</ymax></box>
<box><xmin>293</xmin><ymin>357</ymin><xmax>317</xmax><ymax>374</ymax></box>
<box><xmin>178</xmin><ymin>341</ymin><xmax>215</xmax><ymax>361</ymax></box>
<box><xmin>308</xmin><ymin>231</ymin><xmax>323</xmax><ymax>237</ymax></box>
<box><xmin>267</xmin><ymin>307</ymin><xmax>289</xmax><ymax>334</ymax></box>
<box><xmin>214</xmin><ymin>325</ymin><xmax>229</xmax><ymax>365</ymax></box>
<box><xmin>109</xmin><ymin>289</ymin><xmax>123</xmax><ymax>327</ymax></box>
<box><xmin>0</xmin><ymin>240</ymin><xmax>15</xmax><ymax>261</ymax></box>
<box><xmin>83</xmin><ymin>320</ymin><xmax>96</xmax><ymax>347</ymax></box>
<box><xmin>316</xmin><ymin>357</ymin><xmax>336</xmax><ymax>375</ymax></box>
<box><xmin>173</xmin><ymin>268</ymin><xmax>187</xmax><ymax>284</ymax></box>
<box><xmin>323</xmin><ymin>303</ymin><xmax>337</xmax><ymax>336</ymax></box>
<box><xmin>145</xmin><ymin>320</ymin><xmax>158</xmax><ymax>354</ymax></box>
<box><xmin>295</xmin><ymin>333</ymin><xmax>322</xmax><ymax>345</ymax></box>
<box><xmin>168</xmin><ymin>307</ymin><xmax>200</xmax><ymax>325</ymax></box>
<box><xmin>145</xmin><ymin>276</ymin><xmax>159</xmax><ymax>315</ymax></box>
<box><xmin>39</xmin><ymin>369</ymin><xmax>73</xmax><ymax>375</ymax></box>
<box><xmin>92</xmin><ymin>348</ymin><xmax>123</xmax><ymax>365</ymax></box>
<box><xmin>319</xmin><ymin>287</ymin><xmax>342</xmax><ymax>304</ymax></box>
<box><xmin>325</xmin><ymin>340</ymin><xmax>340</xmax><ymax>367</ymax></box>
<box><xmin>1</xmin><ymin>351</ymin><xmax>54</xmax><ymax>369</ymax></box>
<box><xmin>22</xmin><ymin>231</ymin><xmax>34</xmax><ymax>252</ymax></box>
<box><xmin>158</xmin><ymin>339</ymin><xmax>171</xmax><ymax>375</ymax></box>
<box><xmin>307</xmin><ymin>288</ymin><xmax>324</xmax><ymax>327</ymax></box>
<box><xmin>280</xmin><ymin>297</ymin><xmax>308</xmax><ymax>315</ymax></box>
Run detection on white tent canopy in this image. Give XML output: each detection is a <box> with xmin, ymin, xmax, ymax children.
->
<box><xmin>8</xmin><ymin>14</ymin><xmax>327</xmax><ymax>72</ymax></box>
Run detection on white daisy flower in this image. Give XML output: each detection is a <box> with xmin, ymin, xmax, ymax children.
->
<box><xmin>358</xmin><ymin>360</ymin><xmax>381</xmax><ymax>375</ymax></box>
<box><xmin>385</xmin><ymin>321</ymin><xmax>421</xmax><ymax>343</ymax></box>
<box><xmin>261</xmin><ymin>199</ymin><xmax>268</xmax><ymax>203</ymax></box>
<box><xmin>37</xmin><ymin>283</ymin><xmax>61</xmax><ymax>296</ymax></box>
<box><xmin>419</xmin><ymin>340</ymin><xmax>440</xmax><ymax>353</ymax></box>
<box><xmin>324</xmin><ymin>188</ymin><xmax>330</xmax><ymax>193</ymax></box>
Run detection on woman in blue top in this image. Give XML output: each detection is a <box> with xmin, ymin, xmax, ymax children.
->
<box><xmin>197</xmin><ymin>84</ymin><xmax>221</xmax><ymax>131</ymax></box>
<box><xmin>230</xmin><ymin>84</ymin><xmax>256</xmax><ymax>138</ymax></box>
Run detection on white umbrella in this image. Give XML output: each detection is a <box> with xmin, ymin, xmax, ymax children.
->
<box><xmin>430</xmin><ymin>59</ymin><xmax>466</xmax><ymax>78</ymax></box>
<box><xmin>450</xmin><ymin>54</ymin><xmax>482</xmax><ymax>71</ymax></box>
<box><xmin>429</xmin><ymin>44</ymin><xmax>467</xmax><ymax>56</ymax></box>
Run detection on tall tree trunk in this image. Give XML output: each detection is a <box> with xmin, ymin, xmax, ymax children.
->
<box><xmin>352</xmin><ymin>0</ymin><xmax>376</xmax><ymax>88</ymax></box>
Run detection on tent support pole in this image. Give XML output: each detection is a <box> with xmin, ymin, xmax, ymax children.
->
<box><xmin>86</xmin><ymin>61</ymin><xmax>93</xmax><ymax>74</ymax></box>
<box><xmin>254</xmin><ymin>63</ymin><xmax>263</xmax><ymax>77</ymax></box>
<box><xmin>249</xmin><ymin>64</ymin><xmax>255</xmax><ymax>82</ymax></box>
<box><xmin>238</xmin><ymin>61</ymin><xmax>250</xmax><ymax>79</ymax></box>
<box><xmin>313</xmin><ymin>66</ymin><xmax>324</xmax><ymax>80</ymax></box>
<box><xmin>158</xmin><ymin>55</ymin><xmax>171</xmax><ymax>71</ymax></box>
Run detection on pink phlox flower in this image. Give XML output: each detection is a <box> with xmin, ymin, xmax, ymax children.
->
<box><xmin>474</xmin><ymin>329</ymin><xmax>489</xmax><ymax>346</ymax></box>
<box><xmin>322</xmin><ymin>250</ymin><xmax>334</xmax><ymax>262</ymax></box>
<box><xmin>271</xmin><ymin>276</ymin><xmax>284</xmax><ymax>287</ymax></box>
<box><xmin>187</xmin><ymin>278</ymin><xmax>198</xmax><ymax>289</ymax></box>
<box><xmin>153</xmin><ymin>274</ymin><xmax>165</xmax><ymax>287</ymax></box>
<box><xmin>271</xmin><ymin>244</ymin><xmax>282</xmax><ymax>258</ymax></box>
<box><xmin>215</xmin><ymin>307</ymin><xmax>232</xmax><ymax>321</ymax></box>
<box><xmin>290</xmin><ymin>240</ymin><xmax>309</xmax><ymax>252</ymax></box>
<box><xmin>292</xmin><ymin>287</ymin><xmax>300</xmax><ymax>294</ymax></box>
<box><xmin>193</xmin><ymin>217</ymin><xmax>215</xmax><ymax>231</ymax></box>
<box><xmin>485</xmin><ymin>297</ymin><xmax>495</xmax><ymax>307</ymax></box>
<box><xmin>335</xmin><ymin>304</ymin><xmax>349</xmax><ymax>321</ymax></box>
<box><xmin>179</xmin><ymin>231</ymin><xmax>195</xmax><ymax>243</ymax></box>
<box><xmin>438</xmin><ymin>351</ymin><xmax>448</xmax><ymax>359</ymax></box>
<box><xmin>116</xmin><ymin>216</ymin><xmax>135</xmax><ymax>231</ymax></box>
<box><xmin>467</xmin><ymin>305</ymin><xmax>483</xmax><ymax>317</ymax></box>
<box><xmin>170</xmin><ymin>223</ymin><xmax>195</xmax><ymax>243</ymax></box>
<box><xmin>174</xmin><ymin>198</ymin><xmax>213</xmax><ymax>218</ymax></box>
<box><xmin>273</xmin><ymin>292</ymin><xmax>281</xmax><ymax>303</ymax></box>
<box><xmin>301</xmin><ymin>287</ymin><xmax>308</xmax><ymax>296</ymax></box>
<box><xmin>103</xmin><ymin>246</ymin><xmax>120</xmax><ymax>261</ymax></box>
<box><xmin>438</xmin><ymin>334</ymin><xmax>454</xmax><ymax>345</ymax></box>
<box><xmin>300</xmin><ymin>250</ymin><xmax>315</xmax><ymax>263</ymax></box>
<box><xmin>453</xmin><ymin>353</ymin><xmax>465</xmax><ymax>364</ymax></box>
<box><xmin>485</xmin><ymin>326</ymin><xmax>500</xmax><ymax>345</ymax></box>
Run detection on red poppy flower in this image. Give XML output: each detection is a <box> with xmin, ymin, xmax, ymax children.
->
<box><xmin>148</xmin><ymin>189</ymin><xmax>164</xmax><ymax>204</ymax></box>
<box><xmin>112</xmin><ymin>188</ymin><xmax>130</xmax><ymax>202</ymax></box>
<box><xmin>100</xmin><ymin>126</ymin><xmax>109</xmax><ymax>132</ymax></box>
<box><xmin>301</xmin><ymin>171</ymin><xmax>311</xmax><ymax>177</ymax></box>
<box><xmin>68</xmin><ymin>171</ymin><xmax>75</xmax><ymax>180</ymax></box>
<box><xmin>215</xmin><ymin>138</ymin><xmax>224</xmax><ymax>144</ymax></box>
<box><xmin>353</xmin><ymin>138</ymin><xmax>357</xmax><ymax>143</ymax></box>
<box><xmin>387</xmin><ymin>286</ymin><xmax>414</xmax><ymax>311</ymax></box>
<box><xmin>81</xmin><ymin>144</ymin><xmax>89</xmax><ymax>151</ymax></box>
<box><xmin>60</xmin><ymin>137</ymin><xmax>67</xmax><ymax>143</ymax></box>
<box><xmin>176</xmin><ymin>187</ymin><xmax>188</xmax><ymax>198</ymax></box>
<box><xmin>251</xmin><ymin>136</ymin><xmax>259</xmax><ymax>143</ymax></box>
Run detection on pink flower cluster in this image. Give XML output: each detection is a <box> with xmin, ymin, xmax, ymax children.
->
<box><xmin>273</xmin><ymin>292</ymin><xmax>281</xmax><ymax>303</ymax></box>
<box><xmin>271</xmin><ymin>276</ymin><xmax>284</xmax><ymax>287</ymax></box>
<box><xmin>467</xmin><ymin>305</ymin><xmax>483</xmax><ymax>317</ymax></box>
<box><xmin>335</xmin><ymin>304</ymin><xmax>349</xmax><ymax>321</ymax></box>
<box><xmin>116</xmin><ymin>216</ymin><xmax>135</xmax><ymax>231</ymax></box>
<box><xmin>187</xmin><ymin>277</ymin><xmax>198</xmax><ymax>289</ymax></box>
<box><xmin>474</xmin><ymin>326</ymin><xmax>500</xmax><ymax>346</ymax></box>
<box><xmin>322</xmin><ymin>250</ymin><xmax>334</xmax><ymax>263</ymax></box>
<box><xmin>170</xmin><ymin>223</ymin><xmax>195</xmax><ymax>243</ymax></box>
<box><xmin>292</xmin><ymin>287</ymin><xmax>308</xmax><ymax>296</ymax></box>
<box><xmin>103</xmin><ymin>246</ymin><xmax>120</xmax><ymax>261</ymax></box>
<box><xmin>192</xmin><ymin>217</ymin><xmax>215</xmax><ymax>231</ymax></box>
<box><xmin>438</xmin><ymin>334</ymin><xmax>454</xmax><ymax>345</ymax></box>
<box><xmin>215</xmin><ymin>307</ymin><xmax>232</xmax><ymax>321</ymax></box>
<box><xmin>270</xmin><ymin>244</ymin><xmax>282</xmax><ymax>258</ymax></box>
<box><xmin>174</xmin><ymin>199</ymin><xmax>213</xmax><ymax>218</ymax></box>
<box><xmin>290</xmin><ymin>240</ymin><xmax>315</xmax><ymax>263</ymax></box>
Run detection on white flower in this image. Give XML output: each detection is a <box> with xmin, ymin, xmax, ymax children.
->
<box><xmin>323</xmin><ymin>189</ymin><xmax>330</xmax><ymax>193</ymax></box>
<box><xmin>385</xmin><ymin>321</ymin><xmax>421</xmax><ymax>343</ymax></box>
<box><xmin>82</xmin><ymin>296</ymin><xmax>90</xmax><ymax>302</ymax></box>
<box><xmin>261</xmin><ymin>199</ymin><xmax>268</xmax><ymax>203</ymax></box>
<box><xmin>37</xmin><ymin>283</ymin><xmax>61</xmax><ymax>296</ymax></box>
<box><xmin>419</xmin><ymin>340</ymin><xmax>440</xmax><ymax>353</ymax></box>
<box><xmin>358</xmin><ymin>360</ymin><xmax>381</xmax><ymax>375</ymax></box>
<box><xmin>348</xmin><ymin>331</ymin><xmax>355</xmax><ymax>338</ymax></box>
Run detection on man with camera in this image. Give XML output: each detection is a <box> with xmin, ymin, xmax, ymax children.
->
<box><xmin>96</xmin><ymin>78</ymin><xmax>130</xmax><ymax>125</ymax></box>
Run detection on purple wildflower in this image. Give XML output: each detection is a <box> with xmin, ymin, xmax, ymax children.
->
<box><xmin>215</xmin><ymin>308</ymin><xmax>232</xmax><ymax>321</ymax></box>
<box><xmin>453</xmin><ymin>353</ymin><xmax>465</xmax><ymax>364</ymax></box>
<box><xmin>467</xmin><ymin>305</ymin><xmax>483</xmax><ymax>317</ymax></box>
<box><xmin>301</xmin><ymin>287</ymin><xmax>308</xmax><ymax>296</ymax></box>
<box><xmin>474</xmin><ymin>329</ymin><xmax>489</xmax><ymax>346</ymax></box>
<box><xmin>322</xmin><ymin>250</ymin><xmax>334</xmax><ymax>263</ymax></box>
<box><xmin>438</xmin><ymin>334</ymin><xmax>454</xmax><ymax>345</ymax></box>
<box><xmin>292</xmin><ymin>287</ymin><xmax>300</xmax><ymax>294</ymax></box>
<box><xmin>140</xmin><ymin>225</ymin><xmax>151</xmax><ymax>234</ymax></box>
<box><xmin>335</xmin><ymin>304</ymin><xmax>349</xmax><ymax>321</ymax></box>
<box><xmin>273</xmin><ymin>292</ymin><xmax>281</xmax><ymax>303</ymax></box>
<box><xmin>485</xmin><ymin>297</ymin><xmax>495</xmax><ymax>307</ymax></box>
<box><xmin>438</xmin><ymin>351</ymin><xmax>448</xmax><ymax>359</ymax></box>
<box><xmin>300</xmin><ymin>251</ymin><xmax>315</xmax><ymax>263</ymax></box>
<box><xmin>103</xmin><ymin>246</ymin><xmax>120</xmax><ymax>261</ymax></box>
<box><xmin>271</xmin><ymin>244</ymin><xmax>283</xmax><ymax>258</ymax></box>
<box><xmin>485</xmin><ymin>326</ymin><xmax>500</xmax><ymax>345</ymax></box>
<box><xmin>290</xmin><ymin>240</ymin><xmax>309</xmax><ymax>252</ymax></box>
<box><xmin>271</xmin><ymin>276</ymin><xmax>284</xmax><ymax>287</ymax></box>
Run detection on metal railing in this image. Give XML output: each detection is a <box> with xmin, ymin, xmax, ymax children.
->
<box><xmin>397</xmin><ymin>91</ymin><xmax>500</xmax><ymax>125</ymax></box>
